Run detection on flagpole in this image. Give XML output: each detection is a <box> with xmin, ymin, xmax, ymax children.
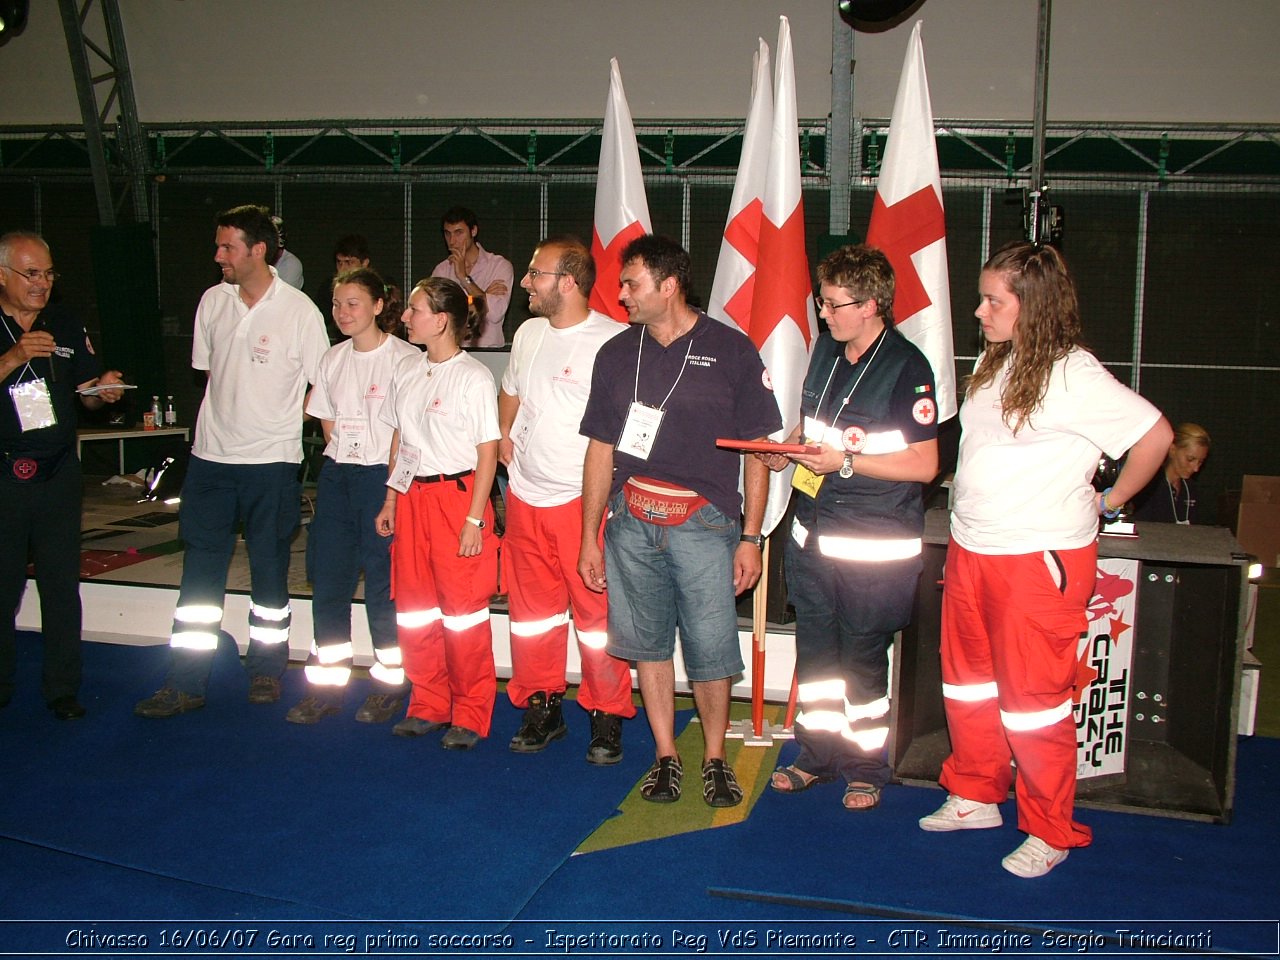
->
<box><xmin>750</xmin><ymin>537</ymin><xmax>770</xmax><ymax>738</ymax></box>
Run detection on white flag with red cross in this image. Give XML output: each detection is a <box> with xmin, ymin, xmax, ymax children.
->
<box><xmin>707</xmin><ymin>37</ymin><xmax>772</xmax><ymax>334</ymax></box>
<box><xmin>589</xmin><ymin>58</ymin><xmax>653</xmax><ymax>324</ymax></box>
<box><xmin>866</xmin><ymin>20</ymin><xmax>957</xmax><ymax>420</ymax></box>
<box><xmin>734</xmin><ymin>16</ymin><xmax>819</xmax><ymax>536</ymax></box>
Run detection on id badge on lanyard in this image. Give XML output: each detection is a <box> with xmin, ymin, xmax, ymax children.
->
<box><xmin>10</xmin><ymin>378</ymin><xmax>57</xmax><ymax>432</ymax></box>
<box><xmin>387</xmin><ymin>442</ymin><xmax>421</xmax><ymax>493</ymax></box>
<box><xmin>335</xmin><ymin>417</ymin><xmax>369</xmax><ymax>464</ymax></box>
<box><xmin>510</xmin><ymin>398</ymin><xmax>539</xmax><ymax>453</ymax></box>
<box><xmin>790</xmin><ymin>415</ymin><xmax>828</xmax><ymax>497</ymax></box>
<box><xmin>617</xmin><ymin>402</ymin><xmax>664</xmax><ymax>461</ymax></box>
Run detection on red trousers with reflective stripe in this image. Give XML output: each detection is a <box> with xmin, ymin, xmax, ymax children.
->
<box><xmin>502</xmin><ymin>493</ymin><xmax>635</xmax><ymax>716</ymax></box>
<box><xmin>939</xmin><ymin>538</ymin><xmax>1095</xmax><ymax>850</ymax></box>
<box><xmin>391</xmin><ymin>476</ymin><xmax>498</xmax><ymax>736</ymax></box>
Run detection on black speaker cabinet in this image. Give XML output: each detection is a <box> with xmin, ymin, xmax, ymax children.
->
<box><xmin>891</xmin><ymin>510</ymin><xmax>1248</xmax><ymax>823</ymax></box>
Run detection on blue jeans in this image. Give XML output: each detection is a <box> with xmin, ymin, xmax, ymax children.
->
<box><xmin>309</xmin><ymin>458</ymin><xmax>396</xmax><ymax>660</ymax></box>
<box><xmin>167</xmin><ymin>456</ymin><xmax>300</xmax><ymax>695</ymax></box>
<box><xmin>603</xmin><ymin>491</ymin><xmax>744</xmax><ymax>682</ymax></box>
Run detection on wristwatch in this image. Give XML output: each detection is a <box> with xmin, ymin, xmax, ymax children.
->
<box><xmin>740</xmin><ymin>533</ymin><xmax>764</xmax><ymax>548</ymax></box>
<box><xmin>465</xmin><ymin>516</ymin><xmax>486</xmax><ymax>529</ymax></box>
<box><xmin>839</xmin><ymin>453</ymin><xmax>855</xmax><ymax>478</ymax></box>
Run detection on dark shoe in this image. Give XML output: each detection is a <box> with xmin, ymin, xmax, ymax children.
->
<box><xmin>702</xmin><ymin>758</ymin><xmax>744</xmax><ymax>808</ymax></box>
<box><xmin>392</xmin><ymin>716</ymin><xmax>448</xmax><ymax>737</ymax></box>
<box><xmin>285</xmin><ymin>695</ymin><xmax>339</xmax><ymax>725</ymax></box>
<box><xmin>355</xmin><ymin>692</ymin><xmax>404</xmax><ymax>724</ymax></box>
<box><xmin>48</xmin><ymin>696</ymin><xmax>86</xmax><ymax>720</ymax></box>
<box><xmin>640</xmin><ymin>755</ymin><xmax>683</xmax><ymax>803</ymax></box>
<box><xmin>135</xmin><ymin>687</ymin><xmax>206</xmax><ymax>719</ymax></box>
<box><xmin>508</xmin><ymin>691</ymin><xmax>567</xmax><ymax>753</ymax></box>
<box><xmin>441</xmin><ymin>725</ymin><xmax>481</xmax><ymax>750</ymax></box>
<box><xmin>585</xmin><ymin>710</ymin><xmax>624</xmax><ymax>765</ymax></box>
<box><xmin>248</xmin><ymin>675</ymin><xmax>281</xmax><ymax>704</ymax></box>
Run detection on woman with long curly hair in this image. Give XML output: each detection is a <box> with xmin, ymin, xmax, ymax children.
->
<box><xmin>919</xmin><ymin>241</ymin><xmax>1172</xmax><ymax>878</ymax></box>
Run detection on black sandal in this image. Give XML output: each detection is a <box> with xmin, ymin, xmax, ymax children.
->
<box><xmin>770</xmin><ymin>765</ymin><xmax>832</xmax><ymax>794</ymax></box>
<box><xmin>702</xmin><ymin>758</ymin><xmax>744</xmax><ymax>808</ymax></box>
<box><xmin>640</xmin><ymin>755</ymin><xmax>683</xmax><ymax>803</ymax></box>
<box><xmin>842</xmin><ymin>781</ymin><xmax>881</xmax><ymax>811</ymax></box>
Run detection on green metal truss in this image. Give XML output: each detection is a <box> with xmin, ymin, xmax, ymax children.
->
<box><xmin>1</xmin><ymin>118</ymin><xmax>1277</xmax><ymax>187</ymax></box>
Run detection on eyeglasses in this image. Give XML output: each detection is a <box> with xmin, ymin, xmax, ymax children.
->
<box><xmin>814</xmin><ymin>295</ymin><xmax>867</xmax><ymax>313</ymax></box>
<box><xmin>2</xmin><ymin>265</ymin><xmax>59</xmax><ymax>283</ymax></box>
<box><xmin>525</xmin><ymin>268</ymin><xmax>567</xmax><ymax>281</ymax></box>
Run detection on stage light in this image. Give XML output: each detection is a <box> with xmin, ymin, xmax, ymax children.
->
<box><xmin>838</xmin><ymin>0</ymin><xmax>926</xmax><ymax>31</ymax></box>
<box><xmin>0</xmin><ymin>0</ymin><xmax>29</xmax><ymax>45</ymax></box>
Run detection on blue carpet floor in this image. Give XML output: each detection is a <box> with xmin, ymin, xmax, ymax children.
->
<box><xmin>2</xmin><ymin>633</ymin><xmax>1275</xmax><ymax>957</ymax></box>
<box><xmin>513</xmin><ymin>738</ymin><xmax>1278</xmax><ymax>954</ymax></box>
<box><xmin>0</xmin><ymin>633</ymin><xmax>650</xmax><ymax>922</ymax></box>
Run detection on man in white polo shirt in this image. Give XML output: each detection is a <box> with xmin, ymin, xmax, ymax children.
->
<box><xmin>499</xmin><ymin>235</ymin><xmax>635</xmax><ymax>762</ymax></box>
<box><xmin>136</xmin><ymin>204</ymin><xmax>329</xmax><ymax>718</ymax></box>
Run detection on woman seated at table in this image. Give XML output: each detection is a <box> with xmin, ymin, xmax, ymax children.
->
<box><xmin>1130</xmin><ymin>422</ymin><xmax>1211</xmax><ymax>525</ymax></box>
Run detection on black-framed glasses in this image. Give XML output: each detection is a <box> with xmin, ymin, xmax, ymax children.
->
<box><xmin>525</xmin><ymin>268</ymin><xmax>567</xmax><ymax>280</ymax></box>
<box><xmin>2</xmin><ymin>265</ymin><xmax>59</xmax><ymax>283</ymax></box>
<box><xmin>814</xmin><ymin>295</ymin><xmax>866</xmax><ymax>313</ymax></box>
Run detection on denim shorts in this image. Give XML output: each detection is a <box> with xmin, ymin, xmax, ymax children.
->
<box><xmin>603</xmin><ymin>491</ymin><xmax>745</xmax><ymax>682</ymax></box>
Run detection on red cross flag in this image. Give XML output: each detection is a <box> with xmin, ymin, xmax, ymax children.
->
<box><xmin>707</xmin><ymin>37</ymin><xmax>772</xmax><ymax>334</ymax></box>
<box><xmin>589</xmin><ymin>58</ymin><xmax>653</xmax><ymax>323</ymax></box>
<box><xmin>736</xmin><ymin>16</ymin><xmax>818</xmax><ymax>536</ymax></box>
<box><xmin>865</xmin><ymin>21</ymin><xmax>957</xmax><ymax>421</ymax></box>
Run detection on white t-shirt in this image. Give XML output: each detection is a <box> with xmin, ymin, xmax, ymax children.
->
<box><xmin>951</xmin><ymin>348</ymin><xmax>1161</xmax><ymax>554</ymax></box>
<box><xmin>192</xmin><ymin>268</ymin><xmax>330</xmax><ymax>464</ymax></box>
<box><xmin>501</xmin><ymin>311</ymin><xmax>623</xmax><ymax>506</ymax></box>
<box><xmin>381</xmin><ymin>350</ymin><xmax>500</xmax><ymax>475</ymax></box>
<box><xmin>306</xmin><ymin>335</ymin><xmax>421</xmax><ymax>466</ymax></box>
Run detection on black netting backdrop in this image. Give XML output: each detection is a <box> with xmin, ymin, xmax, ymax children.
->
<box><xmin>3</xmin><ymin>156</ymin><xmax>1277</xmax><ymax>525</ymax></box>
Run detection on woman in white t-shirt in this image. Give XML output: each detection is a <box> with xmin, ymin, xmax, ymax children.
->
<box><xmin>287</xmin><ymin>269</ymin><xmax>420</xmax><ymax>727</ymax></box>
<box><xmin>919</xmin><ymin>241</ymin><xmax>1172</xmax><ymax>878</ymax></box>
<box><xmin>376</xmin><ymin>278</ymin><xmax>500</xmax><ymax>750</ymax></box>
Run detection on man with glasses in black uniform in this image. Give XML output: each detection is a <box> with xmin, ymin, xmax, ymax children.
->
<box><xmin>0</xmin><ymin>231</ymin><xmax>125</xmax><ymax>720</ymax></box>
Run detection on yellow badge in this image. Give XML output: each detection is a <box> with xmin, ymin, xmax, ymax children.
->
<box><xmin>791</xmin><ymin>463</ymin><xmax>824</xmax><ymax>497</ymax></box>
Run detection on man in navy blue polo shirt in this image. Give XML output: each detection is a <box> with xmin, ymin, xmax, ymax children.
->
<box><xmin>579</xmin><ymin>235</ymin><xmax>782</xmax><ymax>808</ymax></box>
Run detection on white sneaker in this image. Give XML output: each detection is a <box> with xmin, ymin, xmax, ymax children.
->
<box><xmin>918</xmin><ymin>794</ymin><xmax>1003</xmax><ymax>832</ymax></box>
<box><xmin>1001</xmin><ymin>835</ymin><xmax>1069</xmax><ymax>878</ymax></box>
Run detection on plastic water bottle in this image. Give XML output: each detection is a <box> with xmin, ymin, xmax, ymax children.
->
<box><xmin>165</xmin><ymin>395</ymin><xmax>177</xmax><ymax>426</ymax></box>
<box><xmin>148</xmin><ymin>395</ymin><xmax>162</xmax><ymax>431</ymax></box>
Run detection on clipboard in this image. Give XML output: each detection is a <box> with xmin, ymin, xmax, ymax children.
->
<box><xmin>77</xmin><ymin>383</ymin><xmax>138</xmax><ymax>396</ymax></box>
<box><xmin>716</xmin><ymin>438</ymin><xmax>822</xmax><ymax>455</ymax></box>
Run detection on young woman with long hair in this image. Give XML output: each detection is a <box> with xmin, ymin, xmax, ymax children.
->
<box><xmin>920</xmin><ymin>241</ymin><xmax>1173</xmax><ymax>878</ymax></box>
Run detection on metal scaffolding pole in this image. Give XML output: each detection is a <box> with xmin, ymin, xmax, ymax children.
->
<box><xmin>1028</xmin><ymin>0</ymin><xmax>1052</xmax><ymax>241</ymax></box>
<box><xmin>57</xmin><ymin>0</ymin><xmax>150</xmax><ymax>225</ymax></box>
<box><xmin>829</xmin><ymin>6</ymin><xmax>854</xmax><ymax>235</ymax></box>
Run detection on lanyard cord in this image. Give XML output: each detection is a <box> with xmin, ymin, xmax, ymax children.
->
<box><xmin>0</xmin><ymin>311</ymin><xmax>38</xmax><ymax>382</ymax></box>
<box><xmin>633</xmin><ymin>324</ymin><xmax>695</xmax><ymax>412</ymax></box>
<box><xmin>812</xmin><ymin>332</ymin><xmax>887</xmax><ymax>428</ymax></box>
<box><xmin>1167</xmin><ymin>476</ymin><xmax>1191</xmax><ymax>524</ymax></box>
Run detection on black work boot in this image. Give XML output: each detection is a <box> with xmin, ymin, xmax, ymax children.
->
<box><xmin>508</xmin><ymin>691</ymin><xmax>567</xmax><ymax>753</ymax></box>
<box><xmin>586</xmin><ymin>709</ymin><xmax>624</xmax><ymax>765</ymax></box>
